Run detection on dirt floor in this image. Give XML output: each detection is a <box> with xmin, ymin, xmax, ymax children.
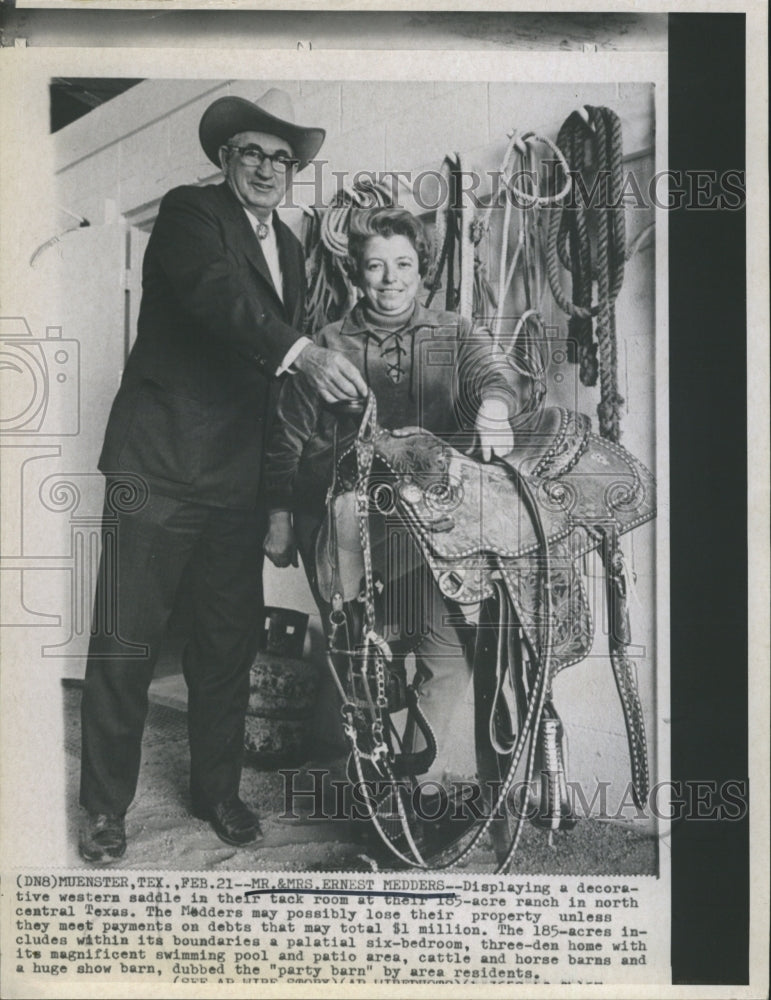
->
<box><xmin>63</xmin><ymin>681</ymin><xmax>657</xmax><ymax>875</ymax></box>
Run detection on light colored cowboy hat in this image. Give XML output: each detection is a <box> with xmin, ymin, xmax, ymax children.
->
<box><xmin>199</xmin><ymin>88</ymin><xmax>326</xmax><ymax>171</ymax></box>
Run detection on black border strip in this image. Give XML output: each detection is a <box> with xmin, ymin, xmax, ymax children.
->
<box><xmin>669</xmin><ymin>12</ymin><xmax>749</xmax><ymax>986</ymax></box>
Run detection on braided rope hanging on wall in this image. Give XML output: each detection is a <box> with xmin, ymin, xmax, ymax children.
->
<box><xmin>546</xmin><ymin>105</ymin><xmax>627</xmax><ymax>442</ymax></box>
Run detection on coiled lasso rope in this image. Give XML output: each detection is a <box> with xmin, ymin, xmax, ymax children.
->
<box><xmin>493</xmin><ymin>130</ymin><xmax>571</xmax><ymax>337</ymax></box>
<box><xmin>545</xmin><ymin>105</ymin><xmax>627</xmax><ymax>442</ymax></box>
<box><xmin>485</xmin><ymin>130</ymin><xmax>572</xmax><ymax>411</ymax></box>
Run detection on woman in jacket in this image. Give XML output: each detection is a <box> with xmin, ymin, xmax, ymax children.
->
<box><xmin>263</xmin><ymin>206</ymin><xmax>526</xmax><ymax>793</ymax></box>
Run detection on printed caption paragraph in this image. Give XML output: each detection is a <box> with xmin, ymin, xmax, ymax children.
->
<box><xmin>12</xmin><ymin>871</ymin><xmax>669</xmax><ymax>985</ymax></box>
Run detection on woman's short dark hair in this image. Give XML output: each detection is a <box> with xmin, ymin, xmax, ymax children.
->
<box><xmin>346</xmin><ymin>207</ymin><xmax>431</xmax><ymax>282</ymax></box>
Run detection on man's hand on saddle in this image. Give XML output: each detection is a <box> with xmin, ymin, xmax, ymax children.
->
<box><xmin>263</xmin><ymin>510</ymin><xmax>298</xmax><ymax>568</ymax></box>
<box><xmin>472</xmin><ymin>395</ymin><xmax>515</xmax><ymax>462</ymax></box>
<box><xmin>293</xmin><ymin>343</ymin><xmax>369</xmax><ymax>406</ymax></box>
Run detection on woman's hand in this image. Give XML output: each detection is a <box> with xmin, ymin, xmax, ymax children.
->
<box><xmin>263</xmin><ymin>511</ymin><xmax>298</xmax><ymax>568</ymax></box>
<box><xmin>473</xmin><ymin>396</ymin><xmax>514</xmax><ymax>462</ymax></box>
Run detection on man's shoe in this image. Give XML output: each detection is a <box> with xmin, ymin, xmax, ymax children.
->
<box><xmin>79</xmin><ymin>812</ymin><xmax>126</xmax><ymax>863</ymax></box>
<box><xmin>192</xmin><ymin>796</ymin><xmax>264</xmax><ymax>847</ymax></box>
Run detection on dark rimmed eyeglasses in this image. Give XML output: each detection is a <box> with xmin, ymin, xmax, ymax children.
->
<box><xmin>226</xmin><ymin>143</ymin><xmax>299</xmax><ymax>172</ymax></box>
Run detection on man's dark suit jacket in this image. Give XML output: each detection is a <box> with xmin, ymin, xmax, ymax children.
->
<box><xmin>99</xmin><ymin>181</ymin><xmax>306</xmax><ymax>510</ymax></box>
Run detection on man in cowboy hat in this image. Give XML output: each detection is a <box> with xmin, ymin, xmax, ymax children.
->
<box><xmin>78</xmin><ymin>88</ymin><xmax>367</xmax><ymax>862</ymax></box>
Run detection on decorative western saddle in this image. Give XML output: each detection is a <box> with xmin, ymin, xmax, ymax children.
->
<box><xmin>317</xmin><ymin>394</ymin><xmax>656</xmax><ymax>871</ymax></box>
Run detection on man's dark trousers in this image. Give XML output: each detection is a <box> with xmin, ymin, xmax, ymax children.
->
<box><xmin>79</xmin><ymin>481</ymin><xmax>265</xmax><ymax>816</ymax></box>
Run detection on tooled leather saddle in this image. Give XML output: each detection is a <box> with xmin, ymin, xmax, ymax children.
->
<box><xmin>317</xmin><ymin>400</ymin><xmax>656</xmax><ymax>869</ymax></box>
